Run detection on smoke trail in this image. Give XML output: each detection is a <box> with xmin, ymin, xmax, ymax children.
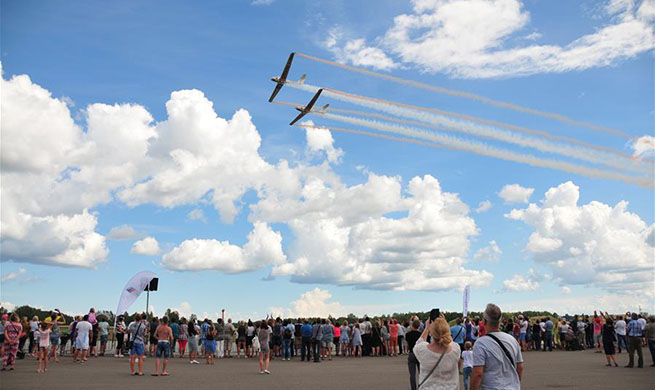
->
<box><xmin>273</xmin><ymin>100</ymin><xmax>633</xmax><ymax>159</ymax></box>
<box><xmin>308</xmin><ymin>112</ymin><xmax>652</xmax><ymax>188</ymax></box>
<box><xmin>295</xmin><ymin>52</ymin><xmax>630</xmax><ymax>138</ymax></box>
<box><xmin>285</xmin><ymin>82</ymin><xmax>651</xmax><ymax>175</ymax></box>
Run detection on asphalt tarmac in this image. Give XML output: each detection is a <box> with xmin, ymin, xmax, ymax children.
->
<box><xmin>1</xmin><ymin>348</ymin><xmax>653</xmax><ymax>389</ymax></box>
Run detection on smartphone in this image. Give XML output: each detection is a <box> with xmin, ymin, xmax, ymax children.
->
<box><xmin>430</xmin><ymin>308</ymin><xmax>440</xmax><ymax>321</ymax></box>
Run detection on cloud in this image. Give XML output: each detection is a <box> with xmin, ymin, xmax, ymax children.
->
<box><xmin>131</xmin><ymin>236</ymin><xmax>161</xmax><ymax>256</ymax></box>
<box><xmin>171</xmin><ymin>301</ymin><xmax>193</xmax><ymax>318</ymax></box>
<box><xmin>498</xmin><ymin>183</ymin><xmax>534</xmax><ymax>203</ymax></box>
<box><xmin>325</xmin><ymin>29</ymin><xmax>398</xmax><ymax>71</ymax></box>
<box><xmin>251</xmin><ymin>0</ymin><xmax>274</xmax><ymax>5</ymax></box>
<box><xmin>186</xmin><ymin>208</ymin><xmax>207</xmax><ymax>223</ymax></box>
<box><xmin>1</xmin><ymin>268</ymin><xmax>26</xmax><ymax>283</ymax></box>
<box><xmin>561</xmin><ymin>286</ymin><xmax>571</xmax><ymax>294</ymax></box>
<box><xmin>303</xmin><ymin>121</ymin><xmax>344</xmax><ymax>164</ymax></box>
<box><xmin>270</xmin><ymin>288</ymin><xmax>403</xmax><ymax>318</ymax></box>
<box><xmin>0</xmin><ymin>302</ymin><xmax>16</xmax><ymax>311</ymax></box>
<box><xmin>505</xmin><ymin>181</ymin><xmax>654</xmax><ymax>297</ymax></box>
<box><xmin>473</xmin><ymin>240</ymin><xmax>502</xmax><ymax>262</ymax></box>
<box><xmin>501</xmin><ymin>292</ymin><xmax>654</xmax><ymax>314</ymax></box>
<box><xmin>161</xmin><ymin>222</ymin><xmax>286</xmax><ymax>272</ymax></box>
<box><xmin>329</xmin><ymin>0</ymin><xmax>654</xmax><ymax>78</ymax></box>
<box><xmin>503</xmin><ymin>273</ymin><xmax>540</xmax><ymax>292</ymax></box>
<box><xmin>475</xmin><ymin>200</ymin><xmax>492</xmax><ymax>213</ymax></box>
<box><xmin>631</xmin><ymin>135</ymin><xmax>655</xmax><ymax>158</ymax></box>
<box><xmin>108</xmin><ymin>225</ymin><xmax>142</xmax><ymax>240</ymax></box>
<box><xmin>259</xmin><ymin>174</ymin><xmax>493</xmax><ymax>291</ymax></box>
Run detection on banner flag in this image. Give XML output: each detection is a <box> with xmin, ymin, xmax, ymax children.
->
<box><xmin>115</xmin><ymin>271</ymin><xmax>157</xmax><ymax>325</ymax></box>
<box><xmin>463</xmin><ymin>284</ymin><xmax>470</xmax><ymax>318</ymax></box>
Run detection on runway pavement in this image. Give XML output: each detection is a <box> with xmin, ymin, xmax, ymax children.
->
<box><xmin>2</xmin><ymin>348</ymin><xmax>653</xmax><ymax>389</ymax></box>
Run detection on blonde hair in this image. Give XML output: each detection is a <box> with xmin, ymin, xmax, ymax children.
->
<box><xmin>429</xmin><ymin>318</ymin><xmax>452</xmax><ymax>348</ymax></box>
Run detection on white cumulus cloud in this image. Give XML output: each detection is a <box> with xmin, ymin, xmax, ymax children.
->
<box><xmin>503</xmin><ymin>274</ymin><xmax>540</xmax><ymax>292</ymax></box>
<box><xmin>303</xmin><ymin>121</ymin><xmax>344</xmax><ymax>164</ymax></box>
<box><xmin>131</xmin><ymin>237</ymin><xmax>161</xmax><ymax>256</ymax></box>
<box><xmin>631</xmin><ymin>135</ymin><xmax>655</xmax><ymax>158</ymax></box>
<box><xmin>506</xmin><ymin>181</ymin><xmax>654</xmax><ymax>297</ymax></box>
<box><xmin>499</xmin><ymin>183</ymin><xmax>534</xmax><ymax>203</ymax></box>
<box><xmin>474</xmin><ymin>240</ymin><xmax>502</xmax><ymax>262</ymax></box>
<box><xmin>108</xmin><ymin>225</ymin><xmax>142</xmax><ymax>240</ymax></box>
<box><xmin>186</xmin><ymin>209</ymin><xmax>207</xmax><ymax>223</ymax></box>
<box><xmin>475</xmin><ymin>200</ymin><xmax>492</xmax><ymax>213</ymax></box>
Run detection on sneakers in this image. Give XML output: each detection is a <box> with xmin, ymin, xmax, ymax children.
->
<box><xmin>264</xmin><ymin>370</ymin><xmax>271</xmax><ymax>374</ymax></box>
<box><xmin>260</xmin><ymin>371</ymin><xmax>265</xmax><ymax>374</ymax></box>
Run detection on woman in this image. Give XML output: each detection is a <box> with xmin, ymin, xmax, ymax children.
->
<box><xmin>602</xmin><ymin>318</ymin><xmax>618</xmax><ymax>367</ymax></box>
<box><xmin>351</xmin><ymin>323</ymin><xmax>362</xmax><ymax>358</ymax></box>
<box><xmin>413</xmin><ymin>317</ymin><xmax>461</xmax><ymax>390</ymax></box>
<box><xmin>187</xmin><ymin>319</ymin><xmax>200</xmax><ymax>364</ymax></box>
<box><xmin>371</xmin><ymin>320</ymin><xmax>382</xmax><ymax>356</ymax></box>
<box><xmin>237</xmin><ymin>321</ymin><xmax>246</xmax><ymax>358</ymax></box>
<box><xmin>204</xmin><ymin>321</ymin><xmax>216</xmax><ymax>365</ymax></box>
<box><xmin>389</xmin><ymin>319</ymin><xmax>399</xmax><ymax>357</ymax></box>
<box><xmin>178</xmin><ymin>318</ymin><xmax>188</xmax><ymax>358</ymax></box>
<box><xmin>115</xmin><ymin>315</ymin><xmax>126</xmax><ymax>358</ymax></box>
<box><xmin>2</xmin><ymin>313</ymin><xmax>23</xmax><ymax>371</ymax></box>
<box><xmin>246</xmin><ymin>320</ymin><xmax>255</xmax><ymax>358</ymax></box>
<box><xmin>28</xmin><ymin>316</ymin><xmax>39</xmax><ymax>356</ymax></box>
<box><xmin>339</xmin><ymin>320</ymin><xmax>350</xmax><ymax>357</ymax></box>
<box><xmin>258</xmin><ymin>319</ymin><xmax>271</xmax><ymax>374</ymax></box>
<box><xmin>381</xmin><ymin>320</ymin><xmax>390</xmax><ymax>356</ymax></box>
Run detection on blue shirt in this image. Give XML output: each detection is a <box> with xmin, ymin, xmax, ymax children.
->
<box><xmin>201</xmin><ymin>322</ymin><xmax>210</xmax><ymax>338</ymax></box>
<box><xmin>301</xmin><ymin>324</ymin><xmax>313</xmax><ymax>338</ymax></box>
<box><xmin>451</xmin><ymin>324</ymin><xmax>465</xmax><ymax>344</ymax></box>
<box><xmin>627</xmin><ymin>320</ymin><xmax>643</xmax><ymax>337</ymax></box>
<box><xmin>170</xmin><ymin>322</ymin><xmax>179</xmax><ymax>337</ymax></box>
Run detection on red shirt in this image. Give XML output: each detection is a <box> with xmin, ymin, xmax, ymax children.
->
<box><xmin>478</xmin><ymin>322</ymin><xmax>486</xmax><ymax>336</ymax></box>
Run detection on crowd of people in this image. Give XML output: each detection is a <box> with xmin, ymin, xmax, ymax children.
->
<box><xmin>1</xmin><ymin>304</ymin><xmax>654</xmax><ymax>389</ymax></box>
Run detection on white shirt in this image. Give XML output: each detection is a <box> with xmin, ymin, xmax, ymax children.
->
<box><xmin>519</xmin><ymin>320</ymin><xmax>528</xmax><ymax>333</ymax></box>
<box><xmin>76</xmin><ymin>320</ymin><xmax>92</xmax><ymax>336</ymax></box>
<box><xmin>462</xmin><ymin>350</ymin><xmax>474</xmax><ymax>368</ymax></box>
<box><xmin>414</xmin><ymin>339</ymin><xmax>461</xmax><ymax>390</ymax></box>
<box><xmin>615</xmin><ymin>320</ymin><xmax>626</xmax><ymax>336</ymax></box>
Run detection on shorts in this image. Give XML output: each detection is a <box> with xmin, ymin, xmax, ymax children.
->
<box><xmin>75</xmin><ymin>333</ymin><xmax>90</xmax><ymax>350</ymax></box>
<box><xmin>156</xmin><ymin>341</ymin><xmax>170</xmax><ymax>359</ymax></box>
<box><xmin>205</xmin><ymin>340</ymin><xmax>216</xmax><ymax>354</ymax></box>
<box><xmin>189</xmin><ymin>337</ymin><xmax>199</xmax><ymax>353</ymax></box>
<box><xmin>100</xmin><ymin>335</ymin><xmax>108</xmax><ymax>344</ymax></box>
<box><xmin>321</xmin><ymin>339</ymin><xmax>333</xmax><ymax>349</ymax></box>
<box><xmin>50</xmin><ymin>335</ymin><xmax>60</xmax><ymax>345</ymax></box>
<box><xmin>150</xmin><ymin>335</ymin><xmax>157</xmax><ymax>345</ymax></box>
<box><xmin>520</xmin><ymin>333</ymin><xmax>526</xmax><ymax>341</ymax></box>
<box><xmin>246</xmin><ymin>335</ymin><xmax>253</xmax><ymax>346</ymax></box>
<box><xmin>272</xmin><ymin>336</ymin><xmax>281</xmax><ymax>346</ymax></box>
<box><xmin>130</xmin><ymin>342</ymin><xmax>144</xmax><ymax>356</ymax></box>
<box><xmin>593</xmin><ymin>333</ymin><xmax>602</xmax><ymax>345</ymax></box>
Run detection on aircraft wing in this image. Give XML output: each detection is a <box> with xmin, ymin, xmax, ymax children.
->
<box><xmin>289</xmin><ymin>111</ymin><xmax>306</xmax><ymax>126</ymax></box>
<box><xmin>268</xmin><ymin>83</ymin><xmax>283</xmax><ymax>102</ymax></box>
<box><xmin>280</xmin><ymin>53</ymin><xmax>295</xmax><ymax>81</ymax></box>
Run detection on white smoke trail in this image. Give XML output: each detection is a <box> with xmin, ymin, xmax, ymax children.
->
<box><xmin>285</xmin><ymin>82</ymin><xmax>651</xmax><ymax>175</ymax></box>
<box><xmin>313</xmin><ymin>112</ymin><xmax>653</xmax><ymax>188</ymax></box>
<box><xmin>296</xmin><ymin>52</ymin><xmax>630</xmax><ymax>138</ymax></box>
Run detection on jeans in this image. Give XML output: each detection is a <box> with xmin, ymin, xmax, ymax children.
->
<box><xmin>407</xmin><ymin>351</ymin><xmax>420</xmax><ymax>390</ymax></box>
<box><xmin>617</xmin><ymin>334</ymin><xmax>627</xmax><ymax>352</ymax></box>
<box><xmin>301</xmin><ymin>337</ymin><xmax>311</xmax><ymax>361</ymax></box>
<box><xmin>627</xmin><ymin>336</ymin><xmax>643</xmax><ymax>367</ymax></box>
<box><xmin>463</xmin><ymin>366</ymin><xmax>473</xmax><ymax>390</ymax></box>
<box><xmin>282</xmin><ymin>338</ymin><xmax>292</xmax><ymax>359</ymax></box>
<box><xmin>312</xmin><ymin>339</ymin><xmax>321</xmax><ymax>362</ymax></box>
<box><xmin>648</xmin><ymin>339</ymin><xmax>655</xmax><ymax>366</ymax></box>
<box><xmin>543</xmin><ymin>331</ymin><xmax>552</xmax><ymax>351</ymax></box>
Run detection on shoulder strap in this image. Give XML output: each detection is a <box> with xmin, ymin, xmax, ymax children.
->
<box><xmin>418</xmin><ymin>347</ymin><xmax>446</xmax><ymax>389</ymax></box>
<box><xmin>454</xmin><ymin>326</ymin><xmax>463</xmax><ymax>340</ymax></box>
<box><xmin>486</xmin><ymin>333</ymin><xmax>515</xmax><ymax>369</ymax></box>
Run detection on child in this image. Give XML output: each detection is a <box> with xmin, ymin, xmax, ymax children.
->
<box><xmin>37</xmin><ymin>322</ymin><xmax>52</xmax><ymax>373</ymax></box>
<box><xmin>461</xmin><ymin>341</ymin><xmax>474</xmax><ymax>390</ymax></box>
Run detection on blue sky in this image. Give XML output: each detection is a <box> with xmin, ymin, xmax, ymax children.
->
<box><xmin>1</xmin><ymin>0</ymin><xmax>653</xmax><ymax>320</ymax></box>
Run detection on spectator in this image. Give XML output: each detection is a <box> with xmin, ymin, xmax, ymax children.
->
<box><xmin>405</xmin><ymin>320</ymin><xmax>422</xmax><ymax>390</ymax></box>
<box><xmin>543</xmin><ymin>317</ymin><xmax>554</xmax><ymax>352</ymax></box>
<box><xmin>128</xmin><ymin>313</ymin><xmax>147</xmax><ymax>375</ymax></box>
<box><xmin>644</xmin><ymin>315</ymin><xmax>655</xmax><ymax>367</ymax></box>
<box><xmin>413</xmin><ymin>316</ymin><xmax>461</xmax><ymax>390</ymax></box>
<box><xmin>153</xmin><ymin>316</ymin><xmax>173</xmax><ymax>376</ymax></box>
<box><xmin>471</xmin><ymin>303</ymin><xmax>523</xmax><ymax>390</ymax></box>
<box><xmin>462</xmin><ymin>341</ymin><xmax>474</xmax><ymax>390</ymax></box>
<box><xmin>601</xmin><ymin>317</ymin><xmax>618</xmax><ymax>367</ymax></box>
<box><xmin>625</xmin><ymin>312</ymin><xmax>644</xmax><ymax>368</ymax></box>
<box><xmin>451</xmin><ymin>318</ymin><xmax>466</xmax><ymax>351</ymax></box>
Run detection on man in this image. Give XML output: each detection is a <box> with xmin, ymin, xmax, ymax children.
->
<box><xmin>153</xmin><ymin>316</ymin><xmax>173</xmax><ymax>376</ymax></box>
<box><xmin>311</xmin><ymin>320</ymin><xmax>323</xmax><ymax>363</ymax></box>
<box><xmin>129</xmin><ymin>313</ymin><xmax>148</xmax><ymax>376</ymax></box>
<box><xmin>170</xmin><ymin>318</ymin><xmax>179</xmax><ymax>358</ymax></box>
<box><xmin>224</xmin><ymin>317</ymin><xmax>235</xmax><ymax>358</ymax></box>
<box><xmin>451</xmin><ymin>318</ymin><xmax>466</xmax><ymax>351</ymax></box>
<box><xmin>518</xmin><ymin>315</ymin><xmax>528</xmax><ymax>352</ymax></box>
<box><xmin>73</xmin><ymin>315</ymin><xmax>93</xmax><ymax>363</ymax></box>
<box><xmin>321</xmin><ymin>319</ymin><xmax>334</xmax><ymax>361</ymax></box>
<box><xmin>300</xmin><ymin>319</ymin><xmax>312</xmax><ymax>361</ymax></box>
<box><xmin>543</xmin><ymin>317</ymin><xmax>553</xmax><ymax>351</ymax></box>
<box><xmin>625</xmin><ymin>312</ymin><xmax>644</xmax><ymax>368</ymax></box>
<box><xmin>405</xmin><ymin>320</ymin><xmax>422</xmax><ymax>390</ymax></box>
<box><xmin>471</xmin><ymin>304</ymin><xmax>523</xmax><ymax>390</ymax></box>
<box><xmin>149</xmin><ymin>317</ymin><xmax>159</xmax><ymax>357</ymax></box>
<box><xmin>361</xmin><ymin>317</ymin><xmax>372</xmax><ymax>356</ymax></box>
<box><xmin>615</xmin><ymin>315</ymin><xmax>627</xmax><ymax>353</ymax></box>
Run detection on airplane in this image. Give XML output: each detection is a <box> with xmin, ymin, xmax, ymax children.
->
<box><xmin>269</xmin><ymin>52</ymin><xmax>295</xmax><ymax>102</ymax></box>
<box><xmin>289</xmin><ymin>89</ymin><xmax>323</xmax><ymax>125</ymax></box>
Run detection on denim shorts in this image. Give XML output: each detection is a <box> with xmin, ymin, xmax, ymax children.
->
<box><xmin>130</xmin><ymin>342</ymin><xmax>144</xmax><ymax>356</ymax></box>
<box><xmin>204</xmin><ymin>340</ymin><xmax>216</xmax><ymax>354</ymax></box>
<box><xmin>100</xmin><ymin>335</ymin><xmax>108</xmax><ymax>344</ymax></box>
<box><xmin>156</xmin><ymin>341</ymin><xmax>170</xmax><ymax>358</ymax></box>
<box><xmin>50</xmin><ymin>335</ymin><xmax>60</xmax><ymax>345</ymax></box>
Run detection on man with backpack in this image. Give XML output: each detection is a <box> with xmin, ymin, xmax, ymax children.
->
<box><xmin>471</xmin><ymin>304</ymin><xmax>523</xmax><ymax>390</ymax></box>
